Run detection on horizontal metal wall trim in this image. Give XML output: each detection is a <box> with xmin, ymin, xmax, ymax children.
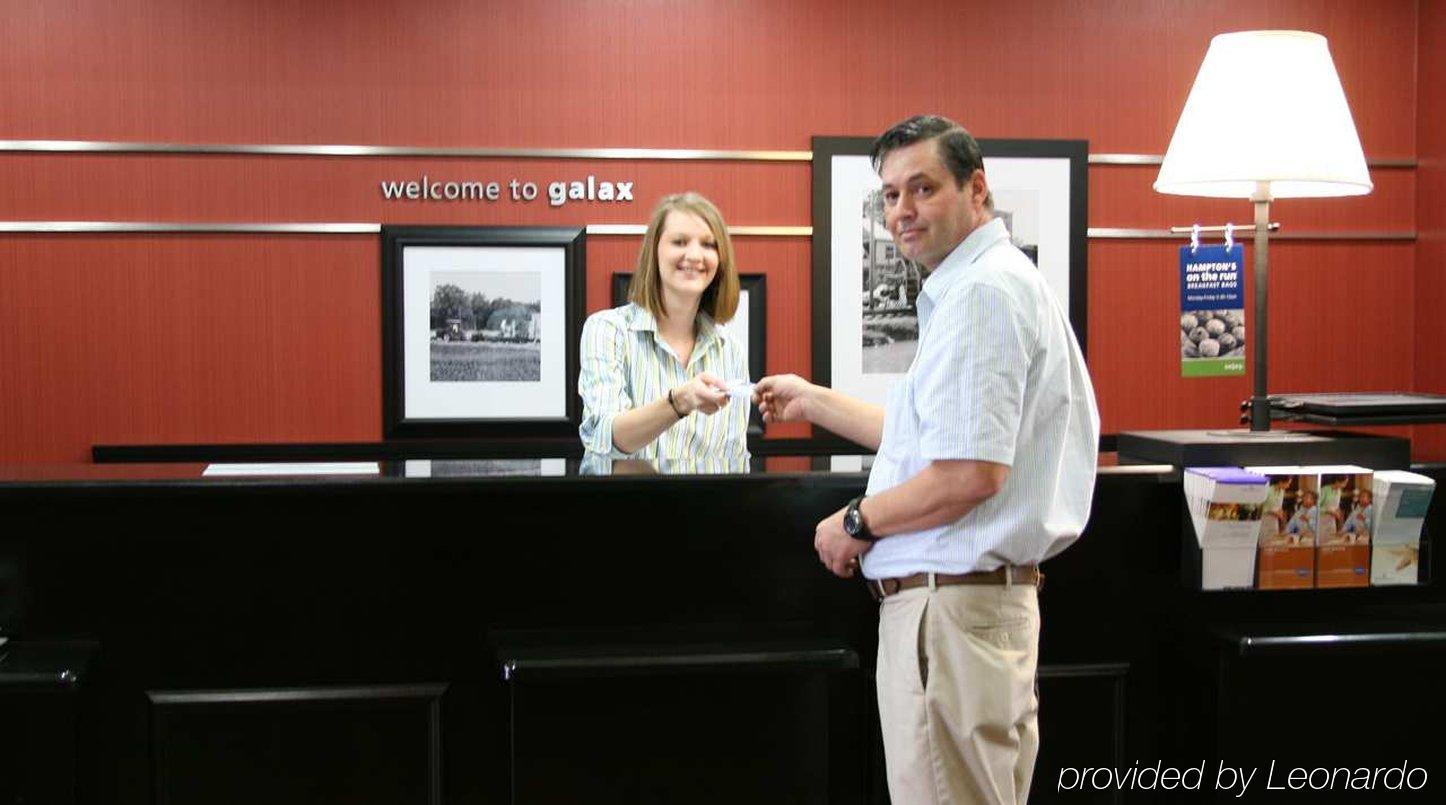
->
<box><xmin>587</xmin><ymin>224</ymin><xmax>810</xmax><ymax>237</ymax></box>
<box><xmin>1090</xmin><ymin>153</ymin><xmax>1415</xmax><ymax>169</ymax></box>
<box><xmin>0</xmin><ymin>221</ymin><xmax>804</xmax><ymax>237</ymax></box>
<box><xmin>0</xmin><ymin>221</ymin><xmax>1417</xmax><ymax>241</ymax></box>
<box><xmin>1090</xmin><ymin>228</ymin><xmax>1416</xmax><ymax>241</ymax></box>
<box><xmin>0</xmin><ymin>140</ymin><xmax>810</xmax><ymax>162</ymax></box>
<box><xmin>0</xmin><ymin>221</ymin><xmax>380</xmax><ymax>234</ymax></box>
<box><xmin>0</xmin><ymin>140</ymin><xmax>1417</xmax><ymax>169</ymax></box>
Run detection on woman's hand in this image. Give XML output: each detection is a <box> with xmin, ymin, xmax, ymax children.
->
<box><xmin>672</xmin><ymin>372</ymin><xmax>730</xmax><ymax>416</ymax></box>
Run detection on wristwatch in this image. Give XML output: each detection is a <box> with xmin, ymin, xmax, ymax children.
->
<box><xmin>843</xmin><ymin>495</ymin><xmax>878</xmax><ymax>542</ymax></box>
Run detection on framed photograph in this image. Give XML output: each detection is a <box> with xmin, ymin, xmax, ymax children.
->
<box><xmin>611</xmin><ymin>271</ymin><xmax>767</xmax><ymax>434</ymax></box>
<box><xmin>810</xmin><ymin>136</ymin><xmax>1087</xmax><ymax>410</ymax></box>
<box><xmin>382</xmin><ymin>226</ymin><xmax>585</xmax><ymax>439</ymax></box>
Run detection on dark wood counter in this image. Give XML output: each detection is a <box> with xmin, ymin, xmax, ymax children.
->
<box><xmin>0</xmin><ymin>459</ymin><xmax>1440</xmax><ymax>804</ymax></box>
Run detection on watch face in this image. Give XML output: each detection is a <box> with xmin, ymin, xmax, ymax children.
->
<box><xmin>845</xmin><ymin>506</ymin><xmax>861</xmax><ymax>535</ymax></box>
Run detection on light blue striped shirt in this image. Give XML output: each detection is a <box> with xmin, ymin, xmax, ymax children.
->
<box><xmin>578</xmin><ymin>302</ymin><xmax>750</xmax><ymax>459</ymax></box>
<box><xmin>861</xmin><ymin>217</ymin><xmax>1101</xmax><ymax>578</ymax></box>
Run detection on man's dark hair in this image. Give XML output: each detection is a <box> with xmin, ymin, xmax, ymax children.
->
<box><xmin>870</xmin><ymin>114</ymin><xmax>993</xmax><ymax>208</ymax></box>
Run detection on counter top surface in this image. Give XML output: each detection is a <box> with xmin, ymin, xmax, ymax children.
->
<box><xmin>0</xmin><ymin>453</ymin><xmax>1178</xmax><ymax>488</ymax></box>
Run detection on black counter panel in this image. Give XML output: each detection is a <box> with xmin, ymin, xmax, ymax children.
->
<box><xmin>0</xmin><ymin>461</ymin><xmax>1441</xmax><ymax>803</ymax></box>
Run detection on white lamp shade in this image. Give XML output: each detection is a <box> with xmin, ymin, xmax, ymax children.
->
<box><xmin>1154</xmin><ymin>31</ymin><xmax>1372</xmax><ymax>199</ymax></box>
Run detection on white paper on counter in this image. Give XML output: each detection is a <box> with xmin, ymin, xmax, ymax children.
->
<box><xmin>203</xmin><ymin>462</ymin><xmax>380</xmax><ymax>477</ymax></box>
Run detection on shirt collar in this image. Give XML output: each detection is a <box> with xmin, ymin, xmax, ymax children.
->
<box><xmin>920</xmin><ymin>217</ymin><xmax>1011</xmax><ymax>304</ymax></box>
<box><xmin>696</xmin><ymin>311</ymin><xmax>725</xmax><ymax>345</ymax></box>
<box><xmin>625</xmin><ymin>302</ymin><xmax>660</xmax><ymax>333</ymax></box>
<box><xmin>625</xmin><ymin>302</ymin><xmax>728</xmax><ymax>353</ymax></box>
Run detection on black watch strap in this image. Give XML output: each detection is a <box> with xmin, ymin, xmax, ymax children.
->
<box><xmin>846</xmin><ymin>495</ymin><xmax>878</xmax><ymax>542</ymax></box>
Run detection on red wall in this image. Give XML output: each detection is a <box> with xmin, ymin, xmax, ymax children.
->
<box><xmin>0</xmin><ymin>0</ymin><xmax>1433</xmax><ymax>462</ymax></box>
<box><xmin>1416</xmin><ymin>0</ymin><xmax>1446</xmax><ymax>459</ymax></box>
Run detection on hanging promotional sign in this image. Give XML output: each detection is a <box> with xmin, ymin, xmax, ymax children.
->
<box><xmin>1179</xmin><ymin>243</ymin><xmax>1246</xmax><ymax>377</ymax></box>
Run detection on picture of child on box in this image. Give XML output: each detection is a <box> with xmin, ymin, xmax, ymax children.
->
<box><xmin>1283</xmin><ymin>488</ymin><xmax>1318</xmax><ymax>545</ymax></box>
<box><xmin>1342</xmin><ymin>488</ymin><xmax>1373</xmax><ymax>544</ymax></box>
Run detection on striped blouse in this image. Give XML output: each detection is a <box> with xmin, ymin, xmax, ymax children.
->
<box><xmin>578</xmin><ymin>303</ymin><xmax>751</xmax><ymax>459</ymax></box>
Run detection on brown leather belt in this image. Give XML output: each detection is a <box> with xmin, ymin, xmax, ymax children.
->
<box><xmin>866</xmin><ymin>566</ymin><xmax>1042</xmax><ymax>602</ymax></box>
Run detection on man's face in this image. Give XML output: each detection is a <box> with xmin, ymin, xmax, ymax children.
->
<box><xmin>878</xmin><ymin>139</ymin><xmax>989</xmax><ymax>270</ymax></box>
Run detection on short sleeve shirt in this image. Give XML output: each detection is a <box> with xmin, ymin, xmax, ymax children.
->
<box><xmin>861</xmin><ymin>218</ymin><xmax>1101</xmax><ymax>578</ymax></box>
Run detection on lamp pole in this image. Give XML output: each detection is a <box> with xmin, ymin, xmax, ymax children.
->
<box><xmin>1250</xmin><ymin>182</ymin><xmax>1272</xmax><ymax>431</ymax></box>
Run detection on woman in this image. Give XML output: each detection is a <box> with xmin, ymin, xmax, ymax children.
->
<box><xmin>578</xmin><ymin>192</ymin><xmax>750</xmax><ymax>460</ymax></box>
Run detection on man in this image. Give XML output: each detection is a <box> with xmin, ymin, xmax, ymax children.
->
<box><xmin>754</xmin><ymin>115</ymin><xmax>1099</xmax><ymax>804</ymax></box>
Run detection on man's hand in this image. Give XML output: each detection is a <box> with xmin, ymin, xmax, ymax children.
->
<box><xmin>815</xmin><ymin>506</ymin><xmax>871</xmax><ymax>578</ymax></box>
<box><xmin>753</xmin><ymin>374</ymin><xmax>818</xmax><ymax>424</ymax></box>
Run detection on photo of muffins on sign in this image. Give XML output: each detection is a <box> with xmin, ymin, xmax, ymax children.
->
<box><xmin>1181</xmin><ymin>309</ymin><xmax>1244</xmax><ymax>360</ymax></box>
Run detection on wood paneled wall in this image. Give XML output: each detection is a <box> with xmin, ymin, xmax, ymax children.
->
<box><xmin>0</xmin><ymin>0</ymin><xmax>1433</xmax><ymax>462</ymax></box>
<box><xmin>1415</xmin><ymin>0</ymin><xmax>1446</xmax><ymax>459</ymax></box>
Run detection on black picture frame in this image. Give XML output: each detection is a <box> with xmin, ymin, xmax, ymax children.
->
<box><xmin>611</xmin><ymin>271</ymin><xmax>767</xmax><ymax>435</ymax></box>
<box><xmin>810</xmin><ymin>136</ymin><xmax>1088</xmax><ymax>408</ymax></box>
<box><xmin>381</xmin><ymin>226</ymin><xmax>585</xmax><ymax>440</ymax></box>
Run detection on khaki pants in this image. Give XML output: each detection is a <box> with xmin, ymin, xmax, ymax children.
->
<box><xmin>876</xmin><ymin>580</ymin><xmax>1041</xmax><ymax>804</ymax></box>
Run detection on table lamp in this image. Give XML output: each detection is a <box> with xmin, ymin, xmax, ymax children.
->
<box><xmin>1154</xmin><ymin>30</ymin><xmax>1372</xmax><ymax>432</ymax></box>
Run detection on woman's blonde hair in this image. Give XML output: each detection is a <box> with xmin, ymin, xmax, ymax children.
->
<box><xmin>628</xmin><ymin>192</ymin><xmax>739</xmax><ymax>324</ymax></box>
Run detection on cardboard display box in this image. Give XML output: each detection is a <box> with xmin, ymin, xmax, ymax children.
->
<box><xmin>1314</xmin><ymin>466</ymin><xmax>1373</xmax><ymax>588</ymax></box>
<box><xmin>1370</xmin><ymin>470</ymin><xmax>1436</xmax><ymax>586</ymax></box>
<box><xmin>1246</xmin><ymin>466</ymin><xmax>1318</xmax><ymax>590</ymax></box>
<box><xmin>1184</xmin><ymin>467</ymin><xmax>1270</xmax><ymax>590</ymax></box>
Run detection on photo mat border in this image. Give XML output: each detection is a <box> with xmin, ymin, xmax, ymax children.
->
<box><xmin>381</xmin><ymin>225</ymin><xmax>586</xmax><ymax>440</ymax></box>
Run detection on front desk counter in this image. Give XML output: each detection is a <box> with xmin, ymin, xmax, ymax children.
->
<box><xmin>1</xmin><ymin>456</ymin><xmax>1442</xmax><ymax>804</ymax></box>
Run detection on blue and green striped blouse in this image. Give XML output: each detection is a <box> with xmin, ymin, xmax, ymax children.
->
<box><xmin>578</xmin><ymin>303</ymin><xmax>750</xmax><ymax>459</ymax></box>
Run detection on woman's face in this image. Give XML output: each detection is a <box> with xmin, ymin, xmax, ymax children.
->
<box><xmin>656</xmin><ymin>210</ymin><xmax>719</xmax><ymax>307</ymax></box>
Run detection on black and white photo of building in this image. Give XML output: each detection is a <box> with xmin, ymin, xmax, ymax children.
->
<box><xmin>428</xmin><ymin>270</ymin><xmax>542</xmax><ymax>382</ymax></box>
<box><xmin>860</xmin><ymin>188</ymin><xmax>924</xmax><ymax>374</ymax></box>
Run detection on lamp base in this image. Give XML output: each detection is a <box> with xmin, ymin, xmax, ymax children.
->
<box><xmin>1116</xmin><ymin>429</ymin><xmax>1409</xmax><ymax>469</ymax></box>
<box><xmin>1201</xmin><ymin>428</ymin><xmax>1314</xmax><ymax>439</ymax></box>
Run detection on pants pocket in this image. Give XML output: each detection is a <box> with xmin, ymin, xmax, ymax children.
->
<box><xmin>878</xmin><ymin>593</ymin><xmax>930</xmax><ymax>694</ymax></box>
